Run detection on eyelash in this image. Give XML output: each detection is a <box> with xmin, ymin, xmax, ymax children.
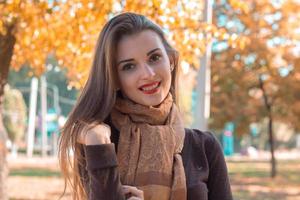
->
<box><xmin>122</xmin><ymin>63</ymin><xmax>135</xmax><ymax>71</ymax></box>
<box><xmin>149</xmin><ymin>54</ymin><xmax>161</xmax><ymax>63</ymax></box>
<box><xmin>121</xmin><ymin>53</ymin><xmax>162</xmax><ymax>71</ymax></box>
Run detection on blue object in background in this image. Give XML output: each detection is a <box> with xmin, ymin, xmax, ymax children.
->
<box><xmin>222</xmin><ymin>122</ymin><xmax>235</xmax><ymax>156</ymax></box>
<box><xmin>47</xmin><ymin>108</ymin><xmax>59</xmax><ymax>135</ymax></box>
<box><xmin>250</xmin><ymin>123</ymin><xmax>258</xmax><ymax>137</ymax></box>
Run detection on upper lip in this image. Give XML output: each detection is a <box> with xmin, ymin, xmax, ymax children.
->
<box><xmin>139</xmin><ymin>81</ymin><xmax>160</xmax><ymax>89</ymax></box>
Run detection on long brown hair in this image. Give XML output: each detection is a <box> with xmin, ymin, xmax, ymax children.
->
<box><xmin>58</xmin><ymin>12</ymin><xmax>180</xmax><ymax>200</ymax></box>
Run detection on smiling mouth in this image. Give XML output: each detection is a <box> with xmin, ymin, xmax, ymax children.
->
<box><xmin>139</xmin><ymin>81</ymin><xmax>161</xmax><ymax>94</ymax></box>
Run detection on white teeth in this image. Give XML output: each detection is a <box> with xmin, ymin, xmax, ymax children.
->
<box><xmin>141</xmin><ymin>82</ymin><xmax>159</xmax><ymax>91</ymax></box>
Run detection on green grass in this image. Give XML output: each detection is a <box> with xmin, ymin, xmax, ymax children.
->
<box><xmin>228</xmin><ymin>160</ymin><xmax>300</xmax><ymax>200</ymax></box>
<box><xmin>9</xmin><ymin>168</ymin><xmax>61</xmax><ymax>177</ymax></box>
<box><xmin>8</xmin><ymin>159</ymin><xmax>300</xmax><ymax>199</ymax></box>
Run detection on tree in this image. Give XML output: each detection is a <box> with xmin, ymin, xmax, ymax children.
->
<box><xmin>3</xmin><ymin>84</ymin><xmax>27</xmax><ymax>157</ymax></box>
<box><xmin>211</xmin><ymin>0</ymin><xmax>300</xmax><ymax>177</ymax></box>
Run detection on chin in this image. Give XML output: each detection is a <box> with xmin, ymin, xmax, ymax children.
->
<box><xmin>140</xmin><ymin>97</ymin><xmax>165</xmax><ymax>107</ymax></box>
<box><xmin>145</xmin><ymin>102</ymin><xmax>162</xmax><ymax>107</ymax></box>
<box><xmin>128</xmin><ymin>90</ymin><xmax>169</xmax><ymax>107</ymax></box>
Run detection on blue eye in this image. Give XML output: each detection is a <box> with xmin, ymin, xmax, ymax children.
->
<box><xmin>149</xmin><ymin>54</ymin><xmax>161</xmax><ymax>63</ymax></box>
<box><xmin>122</xmin><ymin>63</ymin><xmax>135</xmax><ymax>71</ymax></box>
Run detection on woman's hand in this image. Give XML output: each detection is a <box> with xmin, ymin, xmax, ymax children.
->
<box><xmin>76</xmin><ymin>123</ymin><xmax>111</xmax><ymax>145</ymax></box>
<box><xmin>122</xmin><ymin>185</ymin><xmax>144</xmax><ymax>200</ymax></box>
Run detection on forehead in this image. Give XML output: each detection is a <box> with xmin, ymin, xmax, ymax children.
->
<box><xmin>117</xmin><ymin>30</ymin><xmax>164</xmax><ymax>60</ymax></box>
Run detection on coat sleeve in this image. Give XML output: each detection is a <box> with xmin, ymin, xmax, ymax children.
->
<box><xmin>80</xmin><ymin>143</ymin><xmax>125</xmax><ymax>200</ymax></box>
<box><xmin>205</xmin><ymin>132</ymin><xmax>233</xmax><ymax>200</ymax></box>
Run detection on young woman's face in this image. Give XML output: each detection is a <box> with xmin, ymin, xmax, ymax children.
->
<box><xmin>116</xmin><ymin>30</ymin><xmax>172</xmax><ymax>106</ymax></box>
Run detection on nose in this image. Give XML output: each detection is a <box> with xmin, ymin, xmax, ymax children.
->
<box><xmin>140</xmin><ymin>63</ymin><xmax>155</xmax><ymax>79</ymax></box>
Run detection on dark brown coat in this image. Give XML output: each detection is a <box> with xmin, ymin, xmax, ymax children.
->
<box><xmin>79</xmin><ymin>127</ymin><xmax>233</xmax><ymax>200</ymax></box>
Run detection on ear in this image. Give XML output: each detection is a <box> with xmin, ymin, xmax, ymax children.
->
<box><xmin>169</xmin><ymin>56</ymin><xmax>173</xmax><ymax>66</ymax></box>
<box><xmin>169</xmin><ymin>58</ymin><xmax>174</xmax><ymax>72</ymax></box>
<box><xmin>169</xmin><ymin>56</ymin><xmax>173</xmax><ymax>65</ymax></box>
<box><xmin>114</xmin><ymin>79</ymin><xmax>121</xmax><ymax>91</ymax></box>
<box><xmin>170</xmin><ymin>64</ymin><xmax>174</xmax><ymax>72</ymax></box>
<box><xmin>115</xmin><ymin>84</ymin><xmax>120</xmax><ymax>91</ymax></box>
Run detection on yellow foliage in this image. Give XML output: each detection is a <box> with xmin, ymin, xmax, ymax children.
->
<box><xmin>228</xmin><ymin>0</ymin><xmax>250</xmax><ymax>14</ymax></box>
<box><xmin>1</xmin><ymin>0</ymin><xmax>246</xmax><ymax>91</ymax></box>
<box><xmin>1</xmin><ymin>0</ymin><xmax>213</xmax><ymax>89</ymax></box>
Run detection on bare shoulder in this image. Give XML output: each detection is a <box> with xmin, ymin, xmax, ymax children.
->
<box><xmin>77</xmin><ymin>123</ymin><xmax>112</xmax><ymax>145</ymax></box>
<box><xmin>88</xmin><ymin>123</ymin><xmax>111</xmax><ymax>135</ymax></box>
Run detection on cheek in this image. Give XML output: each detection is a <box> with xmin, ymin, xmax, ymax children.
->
<box><xmin>118</xmin><ymin>73</ymin><xmax>136</xmax><ymax>92</ymax></box>
<box><xmin>161</xmin><ymin>58</ymin><xmax>172</xmax><ymax>75</ymax></box>
<box><xmin>164</xmin><ymin>69</ymin><xmax>172</xmax><ymax>91</ymax></box>
<box><xmin>160</xmin><ymin>65</ymin><xmax>172</xmax><ymax>83</ymax></box>
<box><xmin>165</xmin><ymin>75</ymin><xmax>172</xmax><ymax>90</ymax></box>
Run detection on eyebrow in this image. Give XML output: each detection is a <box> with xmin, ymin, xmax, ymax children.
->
<box><xmin>117</xmin><ymin>48</ymin><xmax>161</xmax><ymax>66</ymax></box>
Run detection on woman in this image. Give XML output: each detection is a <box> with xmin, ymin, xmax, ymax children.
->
<box><xmin>59</xmin><ymin>12</ymin><xmax>233</xmax><ymax>200</ymax></box>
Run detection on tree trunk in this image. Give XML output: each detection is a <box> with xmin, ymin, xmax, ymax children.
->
<box><xmin>0</xmin><ymin>112</ymin><xmax>8</xmax><ymax>200</ymax></box>
<box><xmin>259</xmin><ymin>75</ymin><xmax>277</xmax><ymax>178</ymax></box>
<box><xmin>268</xmin><ymin>113</ymin><xmax>276</xmax><ymax>177</ymax></box>
<box><xmin>0</xmin><ymin>23</ymin><xmax>16</xmax><ymax>200</ymax></box>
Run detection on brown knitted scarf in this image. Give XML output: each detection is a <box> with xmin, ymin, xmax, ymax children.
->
<box><xmin>111</xmin><ymin>93</ymin><xmax>187</xmax><ymax>200</ymax></box>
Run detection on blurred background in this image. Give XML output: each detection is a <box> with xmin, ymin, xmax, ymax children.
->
<box><xmin>0</xmin><ymin>0</ymin><xmax>299</xmax><ymax>199</ymax></box>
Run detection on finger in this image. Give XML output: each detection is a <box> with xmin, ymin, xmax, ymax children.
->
<box><xmin>127</xmin><ymin>197</ymin><xmax>141</xmax><ymax>200</ymax></box>
<box><xmin>122</xmin><ymin>186</ymin><xmax>143</xmax><ymax>198</ymax></box>
<box><xmin>122</xmin><ymin>185</ymin><xmax>138</xmax><ymax>193</ymax></box>
<box><xmin>122</xmin><ymin>185</ymin><xmax>132</xmax><ymax>195</ymax></box>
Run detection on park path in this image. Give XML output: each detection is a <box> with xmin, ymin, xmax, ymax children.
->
<box><xmin>7</xmin><ymin>151</ymin><xmax>300</xmax><ymax>200</ymax></box>
<box><xmin>7</xmin><ymin>155</ymin><xmax>70</xmax><ymax>200</ymax></box>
